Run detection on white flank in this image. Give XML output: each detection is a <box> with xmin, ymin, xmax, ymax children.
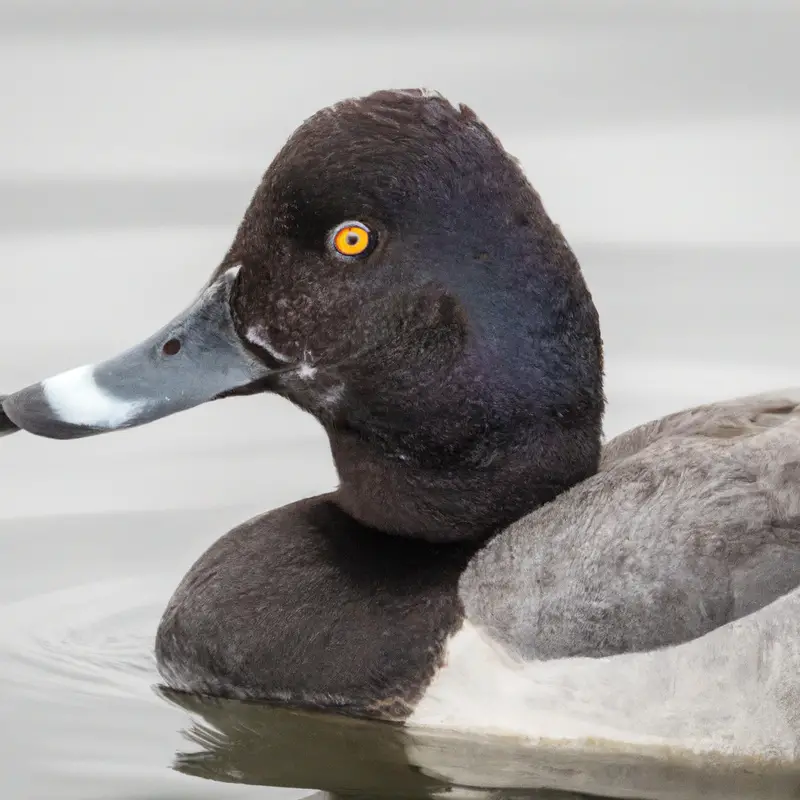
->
<box><xmin>408</xmin><ymin>589</ymin><xmax>800</xmax><ymax>765</ymax></box>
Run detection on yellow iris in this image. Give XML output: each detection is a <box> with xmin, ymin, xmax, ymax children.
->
<box><xmin>332</xmin><ymin>222</ymin><xmax>372</xmax><ymax>257</ymax></box>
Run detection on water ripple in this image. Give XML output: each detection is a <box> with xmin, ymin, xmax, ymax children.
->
<box><xmin>0</xmin><ymin>575</ymin><xmax>169</xmax><ymax>702</ymax></box>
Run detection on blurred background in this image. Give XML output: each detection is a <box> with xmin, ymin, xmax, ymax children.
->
<box><xmin>0</xmin><ymin>1</ymin><xmax>798</xmax><ymax>798</ymax></box>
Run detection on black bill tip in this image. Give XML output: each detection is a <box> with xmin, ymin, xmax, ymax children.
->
<box><xmin>2</xmin><ymin>385</ymin><xmax>102</xmax><ymax>440</ymax></box>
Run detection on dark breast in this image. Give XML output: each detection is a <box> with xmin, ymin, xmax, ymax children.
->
<box><xmin>155</xmin><ymin>495</ymin><xmax>474</xmax><ymax>719</ymax></box>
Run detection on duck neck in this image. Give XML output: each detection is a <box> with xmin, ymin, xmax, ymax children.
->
<box><xmin>327</xmin><ymin>360</ymin><xmax>604</xmax><ymax>542</ymax></box>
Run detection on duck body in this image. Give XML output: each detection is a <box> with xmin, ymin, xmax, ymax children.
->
<box><xmin>154</xmin><ymin>389</ymin><xmax>800</xmax><ymax>761</ymax></box>
<box><xmin>4</xmin><ymin>89</ymin><xmax>800</xmax><ymax>761</ymax></box>
<box><xmin>156</xmin><ymin>495</ymin><xmax>475</xmax><ymax>717</ymax></box>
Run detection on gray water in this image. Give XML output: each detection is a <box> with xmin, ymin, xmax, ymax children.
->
<box><xmin>2</xmin><ymin>2</ymin><xmax>800</xmax><ymax>798</ymax></box>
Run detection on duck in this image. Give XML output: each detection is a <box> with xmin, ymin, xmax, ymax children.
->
<box><xmin>4</xmin><ymin>88</ymin><xmax>800</xmax><ymax>763</ymax></box>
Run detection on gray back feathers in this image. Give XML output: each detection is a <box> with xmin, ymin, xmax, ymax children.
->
<box><xmin>461</xmin><ymin>390</ymin><xmax>800</xmax><ymax>660</ymax></box>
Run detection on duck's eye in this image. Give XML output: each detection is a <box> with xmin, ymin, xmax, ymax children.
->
<box><xmin>329</xmin><ymin>221</ymin><xmax>375</xmax><ymax>259</ymax></box>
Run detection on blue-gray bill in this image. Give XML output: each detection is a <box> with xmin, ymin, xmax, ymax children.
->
<box><xmin>2</xmin><ymin>267</ymin><xmax>270</xmax><ymax>440</ymax></box>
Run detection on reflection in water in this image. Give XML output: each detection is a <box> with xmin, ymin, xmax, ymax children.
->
<box><xmin>160</xmin><ymin>688</ymin><xmax>800</xmax><ymax>800</ymax></box>
<box><xmin>161</xmin><ymin>687</ymin><xmax>588</xmax><ymax>799</ymax></box>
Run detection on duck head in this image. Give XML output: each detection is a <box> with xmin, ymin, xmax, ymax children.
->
<box><xmin>3</xmin><ymin>89</ymin><xmax>604</xmax><ymax>541</ymax></box>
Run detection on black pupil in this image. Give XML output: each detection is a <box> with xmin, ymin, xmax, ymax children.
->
<box><xmin>347</xmin><ymin>233</ymin><xmax>360</xmax><ymax>246</ymax></box>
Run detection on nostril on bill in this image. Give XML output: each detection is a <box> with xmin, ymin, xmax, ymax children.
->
<box><xmin>162</xmin><ymin>338</ymin><xmax>181</xmax><ymax>356</ymax></box>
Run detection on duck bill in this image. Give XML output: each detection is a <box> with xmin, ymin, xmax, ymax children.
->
<box><xmin>2</xmin><ymin>267</ymin><xmax>270</xmax><ymax>440</ymax></box>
